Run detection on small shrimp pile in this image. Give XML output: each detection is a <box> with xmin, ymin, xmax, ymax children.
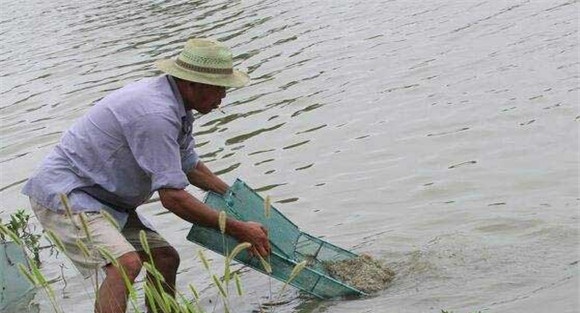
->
<box><xmin>324</xmin><ymin>254</ymin><xmax>395</xmax><ymax>294</ymax></box>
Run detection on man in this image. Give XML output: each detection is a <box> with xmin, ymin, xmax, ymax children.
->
<box><xmin>22</xmin><ymin>38</ymin><xmax>270</xmax><ymax>313</ymax></box>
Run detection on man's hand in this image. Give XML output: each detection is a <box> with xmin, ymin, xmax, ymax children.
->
<box><xmin>234</xmin><ymin>221</ymin><xmax>271</xmax><ymax>257</ymax></box>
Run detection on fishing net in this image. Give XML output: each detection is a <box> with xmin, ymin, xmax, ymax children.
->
<box><xmin>186</xmin><ymin>179</ymin><xmax>372</xmax><ymax>298</ymax></box>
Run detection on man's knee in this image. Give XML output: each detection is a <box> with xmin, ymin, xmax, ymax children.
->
<box><xmin>153</xmin><ymin>246</ymin><xmax>180</xmax><ymax>269</ymax></box>
<box><xmin>106</xmin><ymin>251</ymin><xmax>143</xmax><ymax>281</ymax></box>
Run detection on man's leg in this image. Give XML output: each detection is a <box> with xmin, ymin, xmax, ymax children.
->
<box><xmin>28</xmin><ymin>199</ymin><xmax>140</xmax><ymax>313</ymax></box>
<box><xmin>95</xmin><ymin>252</ymin><xmax>143</xmax><ymax>313</ymax></box>
<box><xmin>139</xmin><ymin>246</ymin><xmax>180</xmax><ymax>312</ymax></box>
<box><xmin>122</xmin><ymin>212</ymin><xmax>180</xmax><ymax>311</ymax></box>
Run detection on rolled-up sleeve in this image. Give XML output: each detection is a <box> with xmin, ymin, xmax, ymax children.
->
<box><xmin>180</xmin><ymin>132</ymin><xmax>199</xmax><ymax>174</ymax></box>
<box><xmin>179</xmin><ymin>113</ymin><xmax>199</xmax><ymax>174</ymax></box>
<box><xmin>181</xmin><ymin>150</ymin><xmax>199</xmax><ymax>174</ymax></box>
<box><xmin>124</xmin><ymin>113</ymin><xmax>189</xmax><ymax>191</ymax></box>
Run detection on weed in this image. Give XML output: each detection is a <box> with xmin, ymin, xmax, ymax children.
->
<box><xmin>1</xmin><ymin>209</ymin><xmax>43</xmax><ymax>267</ymax></box>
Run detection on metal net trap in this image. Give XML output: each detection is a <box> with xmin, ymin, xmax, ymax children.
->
<box><xmin>186</xmin><ymin>179</ymin><xmax>368</xmax><ymax>299</ymax></box>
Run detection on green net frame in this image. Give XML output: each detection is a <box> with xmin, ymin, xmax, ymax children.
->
<box><xmin>186</xmin><ymin>179</ymin><xmax>367</xmax><ymax>299</ymax></box>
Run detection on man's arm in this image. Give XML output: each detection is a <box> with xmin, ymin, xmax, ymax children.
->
<box><xmin>158</xmin><ymin>188</ymin><xmax>270</xmax><ymax>256</ymax></box>
<box><xmin>186</xmin><ymin>161</ymin><xmax>229</xmax><ymax>195</ymax></box>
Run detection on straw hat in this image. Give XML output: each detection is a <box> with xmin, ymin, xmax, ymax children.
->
<box><xmin>155</xmin><ymin>38</ymin><xmax>250</xmax><ymax>88</ymax></box>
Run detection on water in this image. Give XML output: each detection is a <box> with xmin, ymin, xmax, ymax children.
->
<box><xmin>1</xmin><ymin>0</ymin><xmax>578</xmax><ymax>312</ymax></box>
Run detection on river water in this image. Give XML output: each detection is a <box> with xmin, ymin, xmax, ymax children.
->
<box><xmin>1</xmin><ymin>0</ymin><xmax>578</xmax><ymax>312</ymax></box>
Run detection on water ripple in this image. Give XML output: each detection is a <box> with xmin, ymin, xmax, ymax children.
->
<box><xmin>1</xmin><ymin>0</ymin><xmax>578</xmax><ymax>312</ymax></box>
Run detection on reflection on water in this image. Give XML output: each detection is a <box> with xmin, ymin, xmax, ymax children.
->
<box><xmin>1</xmin><ymin>0</ymin><xmax>578</xmax><ymax>312</ymax></box>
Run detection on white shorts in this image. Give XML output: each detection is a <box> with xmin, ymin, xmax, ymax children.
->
<box><xmin>30</xmin><ymin>199</ymin><xmax>172</xmax><ymax>278</ymax></box>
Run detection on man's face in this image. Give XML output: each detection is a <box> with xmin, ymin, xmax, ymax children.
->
<box><xmin>183</xmin><ymin>82</ymin><xmax>226</xmax><ymax>114</ymax></box>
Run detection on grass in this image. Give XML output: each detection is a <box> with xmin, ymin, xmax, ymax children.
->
<box><xmin>0</xmin><ymin>209</ymin><xmax>42</xmax><ymax>267</ymax></box>
<box><xmin>1</xmin><ymin>194</ymin><xmax>307</xmax><ymax>313</ymax></box>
